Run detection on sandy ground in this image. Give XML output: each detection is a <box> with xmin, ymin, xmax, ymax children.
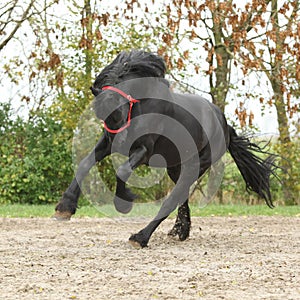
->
<box><xmin>0</xmin><ymin>216</ymin><xmax>299</xmax><ymax>300</ymax></box>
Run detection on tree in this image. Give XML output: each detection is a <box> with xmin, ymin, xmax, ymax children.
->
<box><xmin>139</xmin><ymin>0</ymin><xmax>299</xmax><ymax>204</ymax></box>
<box><xmin>264</xmin><ymin>0</ymin><xmax>300</xmax><ymax>203</ymax></box>
<box><xmin>0</xmin><ymin>0</ymin><xmax>34</xmax><ymax>51</ymax></box>
<box><xmin>1</xmin><ymin>0</ymin><xmax>298</xmax><ymax>205</ymax></box>
<box><xmin>0</xmin><ymin>0</ymin><xmax>58</xmax><ymax>52</ymax></box>
<box><xmin>25</xmin><ymin>0</ymin><xmax>159</xmax><ymax>129</ymax></box>
<box><xmin>1</xmin><ymin>0</ymin><xmax>166</xmax><ymax>205</ymax></box>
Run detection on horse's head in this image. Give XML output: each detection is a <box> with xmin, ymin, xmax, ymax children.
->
<box><xmin>91</xmin><ymin>85</ymin><xmax>127</xmax><ymax>132</ymax></box>
<box><xmin>91</xmin><ymin>50</ymin><xmax>168</xmax><ymax>134</ymax></box>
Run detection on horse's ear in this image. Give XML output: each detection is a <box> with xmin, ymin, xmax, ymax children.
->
<box><xmin>90</xmin><ymin>86</ymin><xmax>101</xmax><ymax>96</ymax></box>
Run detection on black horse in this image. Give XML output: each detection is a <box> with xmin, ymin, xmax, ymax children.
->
<box><xmin>54</xmin><ymin>50</ymin><xmax>277</xmax><ymax>248</ymax></box>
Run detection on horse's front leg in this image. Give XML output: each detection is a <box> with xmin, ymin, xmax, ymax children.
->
<box><xmin>53</xmin><ymin>134</ymin><xmax>111</xmax><ymax>220</ymax></box>
<box><xmin>114</xmin><ymin>146</ymin><xmax>148</xmax><ymax>213</ymax></box>
<box><xmin>128</xmin><ymin>180</ymin><xmax>190</xmax><ymax>248</ymax></box>
<box><xmin>129</xmin><ymin>159</ymin><xmax>199</xmax><ymax>248</ymax></box>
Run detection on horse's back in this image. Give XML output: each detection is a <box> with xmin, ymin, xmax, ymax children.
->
<box><xmin>150</xmin><ymin>93</ymin><xmax>229</xmax><ymax>167</ymax></box>
<box><xmin>172</xmin><ymin>93</ymin><xmax>229</xmax><ymax>150</ymax></box>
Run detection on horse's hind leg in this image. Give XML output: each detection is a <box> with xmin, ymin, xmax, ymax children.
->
<box><xmin>168</xmin><ymin>200</ymin><xmax>191</xmax><ymax>240</ymax></box>
<box><xmin>167</xmin><ymin>166</ymin><xmax>191</xmax><ymax>241</ymax></box>
<box><xmin>167</xmin><ymin>150</ymin><xmax>213</xmax><ymax>240</ymax></box>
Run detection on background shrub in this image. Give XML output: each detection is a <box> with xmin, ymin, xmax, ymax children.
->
<box><xmin>1</xmin><ymin>103</ymin><xmax>298</xmax><ymax>206</ymax></box>
<box><xmin>0</xmin><ymin>103</ymin><xmax>73</xmax><ymax>204</ymax></box>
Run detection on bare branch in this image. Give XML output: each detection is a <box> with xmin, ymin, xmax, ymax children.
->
<box><xmin>0</xmin><ymin>0</ymin><xmax>35</xmax><ymax>51</ymax></box>
<box><xmin>168</xmin><ymin>71</ymin><xmax>211</xmax><ymax>95</ymax></box>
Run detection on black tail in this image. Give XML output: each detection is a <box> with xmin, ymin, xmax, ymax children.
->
<box><xmin>228</xmin><ymin>126</ymin><xmax>278</xmax><ymax>208</ymax></box>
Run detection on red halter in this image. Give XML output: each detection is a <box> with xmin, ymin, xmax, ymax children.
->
<box><xmin>102</xmin><ymin>86</ymin><xmax>140</xmax><ymax>134</ymax></box>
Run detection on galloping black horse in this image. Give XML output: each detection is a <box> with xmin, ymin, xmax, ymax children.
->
<box><xmin>54</xmin><ymin>50</ymin><xmax>277</xmax><ymax>248</ymax></box>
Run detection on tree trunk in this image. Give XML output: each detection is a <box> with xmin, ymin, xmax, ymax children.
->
<box><xmin>272</xmin><ymin>82</ymin><xmax>291</xmax><ymax>144</ymax></box>
<box><xmin>209</xmin><ymin>6</ymin><xmax>232</xmax><ymax>203</ymax></box>
<box><xmin>213</xmin><ymin>45</ymin><xmax>230</xmax><ymax>112</ymax></box>
<box><xmin>82</xmin><ymin>0</ymin><xmax>94</xmax><ymax>100</ymax></box>
<box><xmin>210</xmin><ymin>7</ymin><xmax>231</xmax><ymax>112</ymax></box>
<box><xmin>269</xmin><ymin>0</ymin><xmax>297</xmax><ymax>204</ymax></box>
<box><xmin>270</xmin><ymin>79</ymin><xmax>295</xmax><ymax>203</ymax></box>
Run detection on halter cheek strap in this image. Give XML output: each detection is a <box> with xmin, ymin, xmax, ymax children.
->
<box><xmin>101</xmin><ymin>86</ymin><xmax>140</xmax><ymax>134</ymax></box>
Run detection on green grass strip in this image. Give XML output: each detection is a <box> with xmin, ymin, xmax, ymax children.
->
<box><xmin>0</xmin><ymin>203</ymin><xmax>299</xmax><ymax>218</ymax></box>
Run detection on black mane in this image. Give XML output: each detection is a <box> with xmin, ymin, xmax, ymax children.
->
<box><xmin>93</xmin><ymin>50</ymin><xmax>166</xmax><ymax>89</ymax></box>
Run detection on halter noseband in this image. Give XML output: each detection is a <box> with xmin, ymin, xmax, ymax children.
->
<box><xmin>101</xmin><ymin>86</ymin><xmax>140</xmax><ymax>134</ymax></box>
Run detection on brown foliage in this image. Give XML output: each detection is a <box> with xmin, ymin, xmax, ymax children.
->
<box><xmin>156</xmin><ymin>0</ymin><xmax>299</xmax><ymax>131</ymax></box>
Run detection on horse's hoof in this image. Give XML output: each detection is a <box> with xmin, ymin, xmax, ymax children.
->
<box><xmin>129</xmin><ymin>233</ymin><xmax>148</xmax><ymax>248</ymax></box>
<box><xmin>178</xmin><ymin>231</ymin><xmax>190</xmax><ymax>241</ymax></box>
<box><xmin>52</xmin><ymin>211</ymin><xmax>72</xmax><ymax>221</ymax></box>
<box><xmin>168</xmin><ymin>223</ymin><xmax>190</xmax><ymax>241</ymax></box>
<box><xmin>168</xmin><ymin>226</ymin><xmax>179</xmax><ymax>237</ymax></box>
<box><xmin>113</xmin><ymin>196</ymin><xmax>133</xmax><ymax>214</ymax></box>
<box><xmin>128</xmin><ymin>239</ymin><xmax>143</xmax><ymax>249</ymax></box>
